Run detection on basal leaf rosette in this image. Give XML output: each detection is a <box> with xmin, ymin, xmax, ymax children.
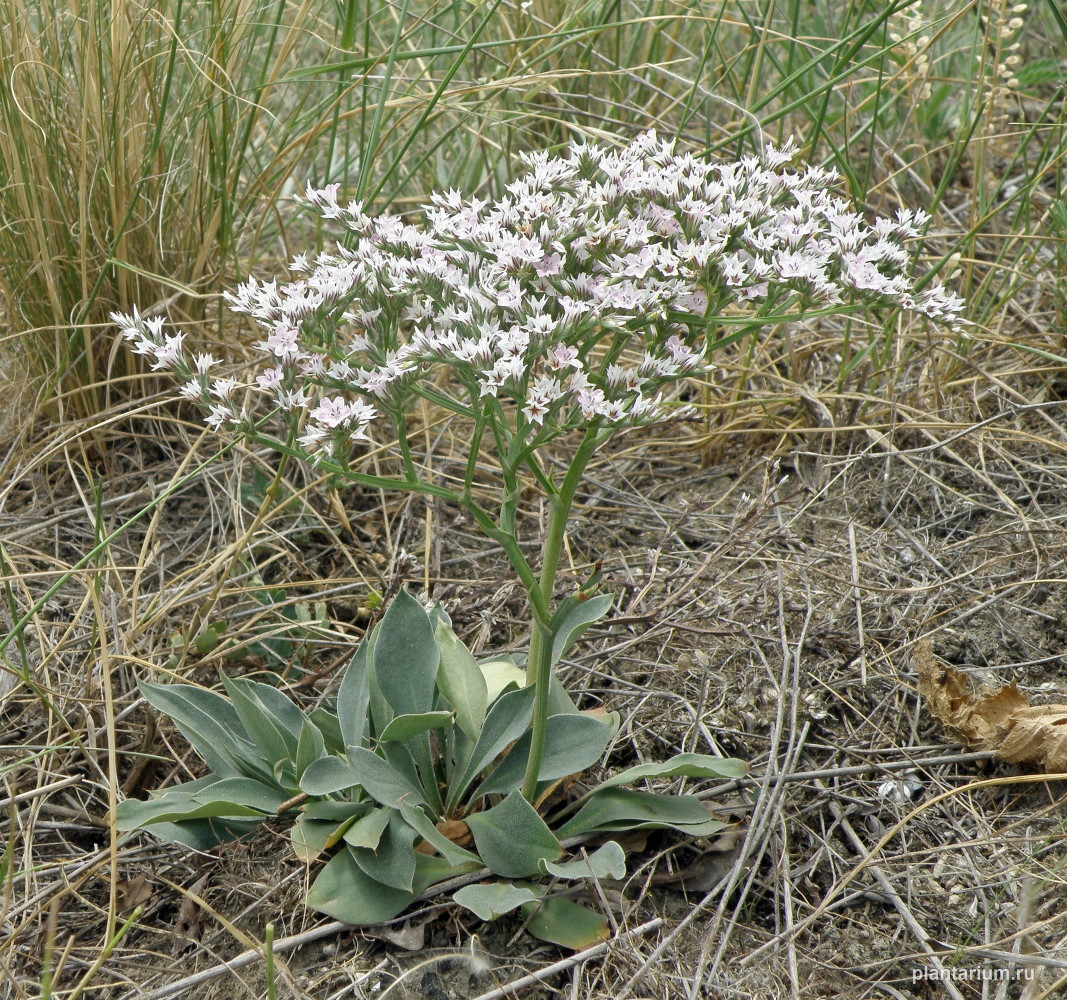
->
<box><xmin>116</xmin><ymin>594</ymin><xmax>747</xmax><ymax>945</ymax></box>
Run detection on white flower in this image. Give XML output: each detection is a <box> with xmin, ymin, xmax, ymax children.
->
<box><xmin>119</xmin><ymin>129</ymin><xmax>965</xmax><ymax>456</ymax></box>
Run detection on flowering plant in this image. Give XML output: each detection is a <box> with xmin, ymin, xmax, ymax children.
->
<box><xmin>114</xmin><ymin>132</ymin><xmax>962</xmax><ymax>932</ymax></box>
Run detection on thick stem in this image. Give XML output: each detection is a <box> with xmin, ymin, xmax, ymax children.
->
<box><xmin>520</xmin><ymin>424</ymin><xmax>603</xmax><ymax>801</ymax></box>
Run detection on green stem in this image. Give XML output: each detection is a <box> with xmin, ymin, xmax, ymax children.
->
<box><xmin>520</xmin><ymin>424</ymin><xmax>603</xmax><ymax>802</ymax></box>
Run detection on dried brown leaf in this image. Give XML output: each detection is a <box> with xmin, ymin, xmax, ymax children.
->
<box><xmin>436</xmin><ymin>818</ymin><xmax>472</xmax><ymax>847</ymax></box>
<box><xmin>994</xmin><ymin>705</ymin><xmax>1067</xmax><ymax>771</ymax></box>
<box><xmin>172</xmin><ymin>874</ymin><xmax>209</xmax><ymax>957</ymax></box>
<box><xmin>915</xmin><ymin>638</ymin><xmax>1029</xmax><ymax>747</ymax></box>
<box><xmin>116</xmin><ymin>876</ymin><xmax>153</xmax><ymax>914</ymax></box>
<box><xmin>362</xmin><ymin>919</ymin><xmax>427</xmax><ymax>952</ymax></box>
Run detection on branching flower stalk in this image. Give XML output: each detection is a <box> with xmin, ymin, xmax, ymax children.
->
<box><xmin>115</xmin><ymin>131</ymin><xmax>965</xmax><ymax>802</ymax></box>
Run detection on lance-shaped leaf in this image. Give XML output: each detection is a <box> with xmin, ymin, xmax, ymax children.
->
<box><xmin>217</xmin><ymin>674</ymin><xmax>303</xmax><ymax>777</ymax></box>
<box><xmin>347</xmin><ymin>746</ymin><xmax>426</xmax><ymax>808</ymax></box>
<box><xmin>295</xmin><ymin>718</ymin><xmax>326</xmax><ymax>782</ymax></box>
<box><xmin>453</xmin><ymin>883</ymin><xmax>541</xmax><ymax>921</ymax></box>
<box><xmin>521</xmin><ymin>897</ymin><xmax>610</xmax><ymax>950</ymax></box>
<box><xmin>302</xmin><ymin>800</ymin><xmax>371</xmax><ymax>822</ymax></box>
<box><xmin>308</xmin><ymin>708</ymin><xmax>345</xmax><ymax>754</ymax></box>
<box><xmin>139</xmin><ymin>680</ymin><xmax>254</xmax><ymax>779</ymax></box>
<box><xmin>299</xmin><ymin>754</ymin><xmax>361</xmax><ymax>796</ymax></box>
<box><xmin>336</xmin><ymin>642</ymin><xmax>372</xmax><ymax>750</ymax></box>
<box><xmin>342</xmin><ymin>807</ymin><xmax>392</xmax><ymax>850</ymax></box>
<box><xmin>593</xmin><ymin>753</ymin><xmax>747</xmax><ymax>792</ymax></box>
<box><xmin>306</xmin><ymin>849</ymin><xmax>465</xmax><ymax>926</ymax></box>
<box><xmin>555</xmin><ymin>787</ymin><xmax>726</xmax><ymax>839</ymax></box>
<box><xmin>143</xmin><ymin>816</ymin><xmax>261</xmax><ymax>851</ymax></box>
<box><xmin>466</xmin><ymin>791</ymin><xmax>562</xmax><ymax>878</ymax></box>
<box><xmin>373</xmin><ymin>591</ymin><xmax>439</xmax><ymax>718</ymax></box>
<box><xmin>291</xmin><ymin>815</ymin><xmax>347</xmax><ymax>863</ymax></box>
<box><xmin>540</xmin><ymin>841</ymin><xmax>626</xmax><ymax>881</ymax></box>
<box><xmin>435</xmin><ymin>622</ymin><xmax>488</xmax><ymax>739</ymax></box>
<box><xmin>378</xmin><ymin>710</ymin><xmax>454</xmax><ymax>743</ymax></box>
<box><xmin>478</xmin><ymin>659</ymin><xmax>526</xmax><ymax>703</ymax></box>
<box><xmin>446</xmin><ymin>685</ymin><xmax>536</xmax><ymax>811</ymax></box>
<box><xmin>473</xmin><ymin>712</ymin><xmax>618</xmax><ymax>799</ymax></box>
<box><xmin>396</xmin><ymin>798</ymin><xmax>480</xmax><ymax>868</ymax></box>
<box><xmin>222</xmin><ymin>674</ymin><xmax>304</xmax><ymax>738</ymax></box>
<box><xmin>115</xmin><ymin>777</ymin><xmax>286</xmax><ymax>828</ymax></box>
<box><xmin>549</xmin><ymin>593</ymin><xmax>614</xmax><ymax>666</ymax></box>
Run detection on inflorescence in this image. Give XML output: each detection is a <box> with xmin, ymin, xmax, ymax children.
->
<box><xmin>114</xmin><ymin>131</ymin><xmax>965</xmax><ymax>456</ymax></box>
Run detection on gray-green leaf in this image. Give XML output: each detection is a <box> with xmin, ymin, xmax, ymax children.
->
<box><xmin>306</xmin><ymin>849</ymin><xmax>464</xmax><ymax>925</ymax></box>
<box><xmin>378</xmin><ymin>710</ymin><xmax>455</xmax><ymax>743</ymax></box>
<box><xmin>373</xmin><ymin>591</ymin><xmax>439</xmax><ymax>717</ymax></box>
<box><xmin>555</xmin><ymin>787</ymin><xmax>726</xmax><ymax>839</ymax></box>
<box><xmin>395</xmin><ymin>799</ymin><xmax>480</xmax><ymax>868</ymax></box>
<box><xmin>336</xmin><ymin>642</ymin><xmax>372</xmax><ymax>750</ymax></box>
<box><xmin>350</xmin><ymin>810</ymin><xmax>417</xmax><ymax>891</ymax></box>
<box><xmin>549</xmin><ymin>594</ymin><xmax>613</xmax><ymax>665</ymax></box>
<box><xmin>347</xmin><ymin>746</ymin><xmax>426</xmax><ymax>808</ymax></box>
<box><xmin>446</xmin><ymin>685</ymin><xmax>536</xmax><ymax>811</ymax></box>
<box><xmin>466</xmin><ymin>791</ymin><xmax>561</xmax><ymax>878</ymax></box>
<box><xmin>299</xmin><ymin>754</ymin><xmax>361</xmax><ymax>796</ymax></box>
<box><xmin>453</xmin><ymin>883</ymin><xmax>541</xmax><ymax>921</ymax></box>
<box><xmin>139</xmin><ymin>680</ymin><xmax>254</xmax><ymax>779</ymax></box>
<box><xmin>342</xmin><ymin>807</ymin><xmax>392</xmax><ymax>850</ymax></box>
<box><xmin>435</xmin><ymin>622</ymin><xmax>488</xmax><ymax>739</ymax></box>
<box><xmin>593</xmin><ymin>753</ymin><xmax>747</xmax><ymax>792</ymax></box>
<box><xmin>540</xmin><ymin>841</ymin><xmax>626</xmax><ymax>880</ymax></box>
<box><xmin>474</xmin><ymin>712</ymin><xmax>618</xmax><ymax>799</ymax></box>
<box><xmin>295</xmin><ymin>718</ymin><xmax>327</xmax><ymax>781</ymax></box>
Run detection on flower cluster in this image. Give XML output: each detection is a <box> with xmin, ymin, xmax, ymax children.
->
<box><xmin>114</xmin><ymin>131</ymin><xmax>964</xmax><ymax>456</ymax></box>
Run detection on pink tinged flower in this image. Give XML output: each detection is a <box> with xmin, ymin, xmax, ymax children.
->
<box><xmin>300</xmin><ymin>354</ymin><xmax>328</xmax><ymax>377</ymax></box>
<box><xmin>842</xmin><ymin>253</ymin><xmax>896</xmax><ymax>294</ymax></box>
<box><xmin>310</xmin><ymin>395</ymin><xmax>356</xmax><ymax>429</ymax></box>
<box><xmin>522</xmin><ymin>392</ymin><xmax>553</xmax><ymax>425</ymax></box>
<box><xmin>256</xmin><ymin>366</ymin><xmax>286</xmax><ymax>391</ymax></box>
<box><xmin>773</xmin><ymin>250</ymin><xmax>826</xmax><ymax>283</ymax></box>
<box><xmin>666</xmin><ymin>335</ymin><xmax>703</xmax><ymax>370</ymax></box>
<box><xmin>496</xmin><ymin>279</ymin><xmax>523</xmax><ymax>309</ymax></box>
<box><xmin>111</xmin><ymin>308</ymin><xmax>142</xmax><ymax>340</ymax></box>
<box><xmin>299</xmin><ymin>426</ymin><xmax>330</xmax><ymax>451</ymax></box>
<box><xmin>533</xmin><ymin>252</ymin><xmax>563</xmax><ymax>277</ymax></box>
<box><xmin>547</xmin><ymin>344</ymin><xmax>581</xmax><ymax>372</ymax></box>
<box><xmin>599</xmin><ymin>400</ymin><xmax>628</xmax><ymax>422</ymax></box>
<box><xmin>718</xmin><ymin>255</ymin><xmax>748</xmax><ymax>287</ymax></box>
<box><xmin>674</xmin><ymin>289</ymin><xmax>708</xmax><ymax>314</ymax></box>
<box><xmin>258</xmin><ymin>324</ymin><xmax>300</xmax><ymax>359</ymax></box>
<box><xmin>575</xmin><ymin>385</ymin><xmax>606</xmax><ymax>419</ymax></box>
<box><xmin>352</xmin><ymin>367</ymin><xmax>399</xmax><ymax>397</ymax></box>
<box><xmin>530</xmin><ymin>374</ymin><xmax>564</xmax><ymax>402</ymax></box>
